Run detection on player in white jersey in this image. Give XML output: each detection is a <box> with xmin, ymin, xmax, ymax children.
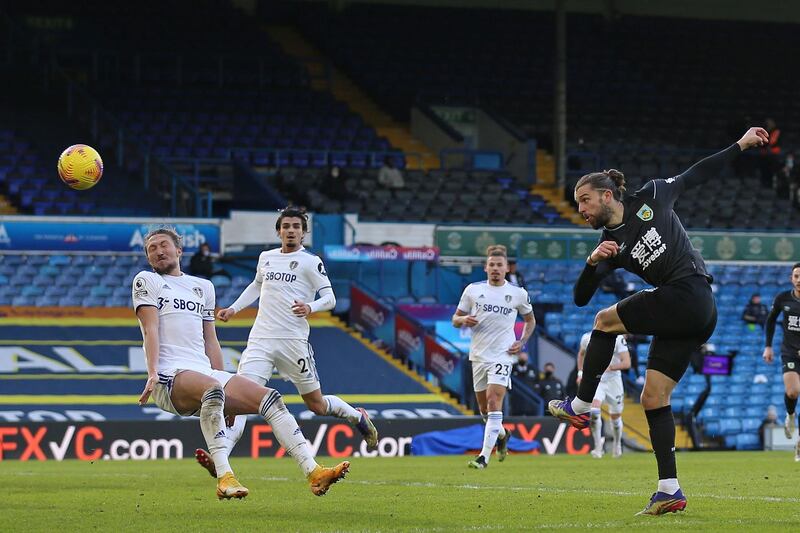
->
<box><xmin>452</xmin><ymin>245</ymin><xmax>535</xmax><ymax>469</ymax></box>
<box><xmin>133</xmin><ymin>227</ymin><xmax>350</xmax><ymax>500</ymax></box>
<box><xmin>195</xmin><ymin>207</ymin><xmax>378</xmax><ymax>474</ymax></box>
<box><xmin>578</xmin><ymin>331</ymin><xmax>631</xmax><ymax>458</ymax></box>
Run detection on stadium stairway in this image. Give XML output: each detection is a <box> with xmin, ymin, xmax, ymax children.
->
<box><xmin>0</xmin><ymin>194</ymin><xmax>17</xmax><ymax>214</ymax></box>
<box><xmin>266</xmin><ymin>25</ymin><xmax>441</xmax><ymax>170</ymax></box>
<box><xmin>531</xmin><ymin>150</ymin><xmax>585</xmax><ymax>225</ymax></box>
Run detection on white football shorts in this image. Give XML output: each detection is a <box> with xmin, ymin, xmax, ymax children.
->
<box><xmin>594</xmin><ymin>375</ymin><xmax>625</xmax><ymax>414</ymax></box>
<box><xmin>237</xmin><ymin>338</ymin><xmax>321</xmax><ymax>395</ymax></box>
<box><xmin>153</xmin><ymin>367</ymin><xmax>234</xmax><ymax>416</ymax></box>
<box><xmin>472</xmin><ymin>360</ymin><xmax>513</xmax><ymax>392</ymax></box>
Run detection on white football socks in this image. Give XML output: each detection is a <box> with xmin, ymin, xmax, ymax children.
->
<box><xmin>657</xmin><ymin>478</ymin><xmax>680</xmax><ymax>495</ymax></box>
<box><xmin>590</xmin><ymin>408</ymin><xmax>602</xmax><ymax>451</ymax></box>
<box><xmin>480</xmin><ymin>411</ymin><xmax>504</xmax><ymax>463</ymax></box>
<box><xmin>223</xmin><ymin>414</ymin><xmax>247</xmax><ymax>455</ymax></box>
<box><xmin>324</xmin><ymin>395</ymin><xmax>361</xmax><ymax>424</ymax></box>
<box><xmin>198</xmin><ymin>385</ymin><xmax>232</xmax><ymax>478</ymax></box>
<box><xmin>259</xmin><ymin>390</ymin><xmax>318</xmax><ymax>476</ymax></box>
<box><xmin>571</xmin><ymin>397</ymin><xmax>593</xmax><ymax>414</ymax></box>
<box><xmin>612</xmin><ymin>417</ymin><xmax>623</xmax><ymax>447</ymax></box>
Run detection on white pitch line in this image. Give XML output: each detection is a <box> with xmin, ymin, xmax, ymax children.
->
<box><xmin>257</xmin><ymin>476</ymin><xmax>800</xmax><ymax>504</ymax></box>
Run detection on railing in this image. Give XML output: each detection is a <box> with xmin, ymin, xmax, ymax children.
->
<box><xmin>439</xmin><ymin>148</ymin><xmax>504</xmax><ymax>170</ymax></box>
<box><xmin>49</xmin><ymin>48</ymin><xmax>331</xmax><ymax>88</ymax></box>
<box><xmin>192</xmin><ymin>146</ymin><xmax>425</xmax><ymax>171</ymax></box>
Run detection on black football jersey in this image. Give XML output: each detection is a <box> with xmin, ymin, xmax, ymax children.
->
<box><xmin>599</xmin><ymin>178</ymin><xmax>709</xmax><ymax>287</ymax></box>
<box><xmin>769</xmin><ymin>291</ymin><xmax>800</xmax><ymax>357</ymax></box>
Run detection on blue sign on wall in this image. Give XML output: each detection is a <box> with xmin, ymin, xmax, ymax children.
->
<box><xmin>0</xmin><ymin>219</ymin><xmax>220</xmax><ymax>253</ymax></box>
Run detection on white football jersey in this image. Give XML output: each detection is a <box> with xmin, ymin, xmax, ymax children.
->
<box><xmin>579</xmin><ymin>332</ymin><xmax>628</xmax><ymax>382</ymax></box>
<box><xmin>131</xmin><ymin>271</ymin><xmax>215</xmax><ymax>374</ymax></box>
<box><xmin>456</xmin><ymin>280</ymin><xmax>533</xmax><ymax>363</ymax></box>
<box><xmin>247</xmin><ymin>246</ymin><xmax>332</xmax><ymax>340</ymax></box>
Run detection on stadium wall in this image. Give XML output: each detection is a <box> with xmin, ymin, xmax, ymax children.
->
<box><xmin>0</xmin><ymin>417</ymin><xmax>592</xmax><ymax>461</ymax></box>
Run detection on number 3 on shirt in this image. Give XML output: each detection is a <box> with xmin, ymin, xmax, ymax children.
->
<box><xmin>494</xmin><ymin>363</ymin><xmax>510</xmax><ymax>376</ymax></box>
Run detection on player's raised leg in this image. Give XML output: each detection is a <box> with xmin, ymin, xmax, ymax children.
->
<box><xmin>223</xmin><ymin>375</ymin><xmax>350</xmax><ymax>496</ymax></box>
<box><xmin>302</xmin><ymin>389</ymin><xmax>379</xmax><ymax>452</ymax></box>
<box><xmin>550</xmin><ymin>309</ymin><xmax>625</xmax><ymax>427</ymax></box>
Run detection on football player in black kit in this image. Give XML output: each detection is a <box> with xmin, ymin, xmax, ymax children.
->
<box><xmin>763</xmin><ymin>263</ymin><xmax>800</xmax><ymax>461</ymax></box>
<box><xmin>548</xmin><ymin>127</ymin><xmax>769</xmax><ymax>515</ymax></box>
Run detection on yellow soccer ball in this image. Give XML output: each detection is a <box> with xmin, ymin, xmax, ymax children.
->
<box><xmin>57</xmin><ymin>144</ymin><xmax>104</xmax><ymax>190</ymax></box>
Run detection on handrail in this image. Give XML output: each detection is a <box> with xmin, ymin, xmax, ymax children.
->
<box><xmin>203</xmin><ymin>146</ymin><xmax>425</xmax><ymax>171</ymax></box>
<box><xmin>414</xmin><ymin>104</ymin><xmax>465</xmax><ymax>142</ymax></box>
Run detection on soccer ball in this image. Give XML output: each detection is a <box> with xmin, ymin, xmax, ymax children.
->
<box><xmin>57</xmin><ymin>144</ymin><xmax>104</xmax><ymax>190</ymax></box>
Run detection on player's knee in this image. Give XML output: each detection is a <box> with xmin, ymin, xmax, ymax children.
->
<box><xmin>592</xmin><ymin>308</ymin><xmax>615</xmax><ymax>332</ymax></box>
<box><xmin>259</xmin><ymin>389</ymin><xmax>285</xmax><ymax>418</ymax></box>
<box><xmin>308</xmin><ymin>399</ymin><xmax>327</xmax><ymax>415</ymax></box>
<box><xmin>639</xmin><ymin>387</ymin><xmax>663</xmax><ymax>410</ymax></box>
<box><xmin>787</xmin><ymin>388</ymin><xmax>800</xmax><ymax>400</ymax></box>
<box><xmin>201</xmin><ymin>383</ymin><xmax>225</xmax><ymax>405</ymax></box>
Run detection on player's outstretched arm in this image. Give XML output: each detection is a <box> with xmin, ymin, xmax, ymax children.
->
<box><xmin>672</xmin><ymin>127</ymin><xmax>768</xmax><ymax>191</ymax></box>
<box><xmin>219</xmin><ymin>280</ymin><xmax>261</xmax><ymax>321</ymax></box>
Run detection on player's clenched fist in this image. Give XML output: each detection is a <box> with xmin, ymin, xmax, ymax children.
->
<box><xmin>588</xmin><ymin>240</ymin><xmax>620</xmax><ymax>266</ymax></box>
<box><xmin>217</xmin><ymin>307</ymin><xmax>236</xmax><ymax>322</ymax></box>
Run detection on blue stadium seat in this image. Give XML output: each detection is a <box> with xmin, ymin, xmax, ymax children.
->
<box><xmin>21</xmin><ymin>286</ymin><xmax>45</xmax><ymax>297</ymax></box>
<box><xmin>211</xmin><ymin>275</ymin><xmax>231</xmax><ymax>287</ymax></box>
<box><xmin>719</xmin><ymin>418</ymin><xmax>742</xmax><ymax>435</ymax></box>
<box><xmin>735</xmin><ymin>433</ymin><xmax>761</xmax><ymax>450</ymax></box>
<box><xmin>704</xmin><ymin>420</ymin><xmax>720</xmax><ymax>436</ymax></box>
<box><xmin>11</xmin><ymin>295</ymin><xmax>35</xmax><ymax>306</ymax></box>
<box><xmin>35</xmin><ymin>295</ymin><xmax>60</xmax><ymax>306</ymax></box>
<box><xmin>741</xmin><ymin>418</ymin><xmax>761</xmax><ymax>432</ymax></box>
<box><xmin>90</xmin><ymin>286</ymin><xmax>113</xmax><ymax>297</ymax></box>
<box><xmin>58</xmin><ymin>295</ymin><xmax>84</xmax><ymax>307</ymax></box>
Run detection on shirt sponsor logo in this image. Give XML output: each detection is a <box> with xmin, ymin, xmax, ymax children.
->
<box><xmin>480</xmin><ymin>304</ymin><xmax>514</xmax><ymax>315</ymax></box>
<box><xmin>636</xmin><ymin>203</ymin><xmax>654</xmax><ymax>222</ymax></box>
<box><xmin>263</xmin><ymin>272</ymin><xmax>298</xmax><ymax>282</ymax></box>
<box><xmin>788</xmin><ymin>315</ymin><xmax>800</xmax><ymax>332</ymax></box>
<box><xmin>631</xmin><ymin>227</ymin><xmax>666</xmax><ymax>270</ymax></box>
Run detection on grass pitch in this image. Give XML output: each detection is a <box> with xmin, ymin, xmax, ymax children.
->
<box><xmin>4</xmin><ymin>451</ymin><xmax>800</xmax><ymax>532</ymax></box>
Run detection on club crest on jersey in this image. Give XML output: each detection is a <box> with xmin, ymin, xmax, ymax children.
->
<box><xmin>289</xmin><ymin>261</ymin><xmax>299</xmax><ymax>270</ymax></box>
<box><xmin>505</xmin><ymin>295</ymin><xmax>512</xmax><ymax>303</ymax></box>
<box><xmin>636</xmin><ymin>204</ymin><xmax>654</xmax><ymax>221</ymax></box>
<box><xmin>192</xmin><ymin>286</ymin><xmax>204</xmax><ymax>298</ymax></box>
<box><xmin>790</xmin><ymin>362</ymin><xmax>796</xmax><ymax>370</ymax></box>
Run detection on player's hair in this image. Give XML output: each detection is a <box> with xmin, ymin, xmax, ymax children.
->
<box><xmin>792</xmin><ymin>262</ymin><xmax>800</xmax><ymax>271</ymax></box>
<box><xmin>486</xmin><ymin>244</ymin><xmax>507</xmax><ymax>259</ymax></box>
<box><xmin>143</xmin><ymin>226</ymin><xmax>182</xmax><ymax>250</ymax></box>
<box><xmin>575</xmin><ymin>169</ymin><xmax>626</xmax><ymax>201</ymax></box>
<box><xmin>275</xmin><ymin>205</ymin><xmax>308</xmax><ymax>232</ymax></box>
